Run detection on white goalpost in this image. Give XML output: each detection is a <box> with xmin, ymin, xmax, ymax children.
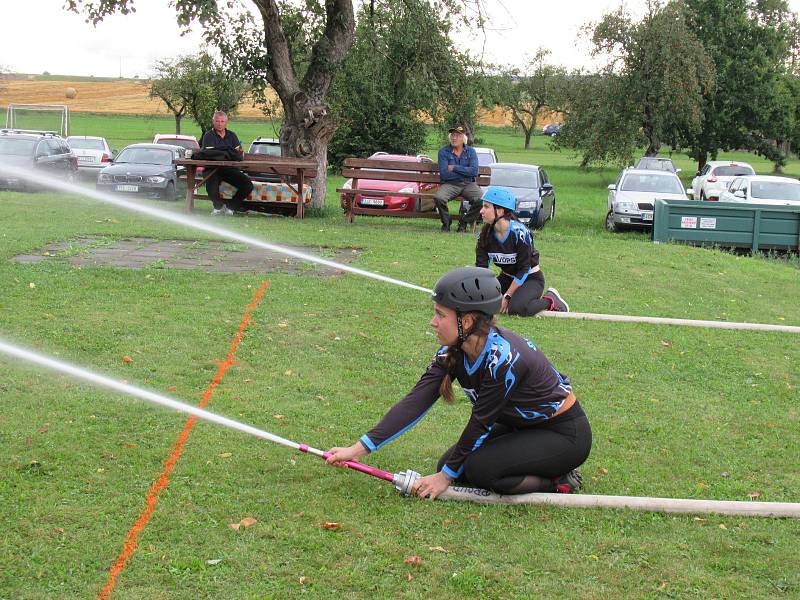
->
<box><xmin>4</xmin><ymin>103</ymin><xmax>70</xmax><ymax>137</ymax></box>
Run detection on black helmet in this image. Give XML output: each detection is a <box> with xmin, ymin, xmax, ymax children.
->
<box><xmin>431</xmin><ymin>267</ymin><xmax>502</xmax><ymax>316</ymax></box>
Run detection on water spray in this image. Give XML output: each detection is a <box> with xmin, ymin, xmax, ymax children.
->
<box><xmin>0</xmin><ymin>164</ymin><xmax>430</xmax><ymax>294</ymax></box>
<box><xmin>5</xmin><ymin>338</ymin><xmax>800</xmax><ymax>517</ymax></box>
<box><xmin>0</xmin><ymin>338</ymin><xmax>420</xmax><ymax>494</ymax></box>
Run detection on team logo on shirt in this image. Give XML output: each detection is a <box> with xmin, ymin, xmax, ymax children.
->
<box><xmin>485</xmin><ymin>334</ymin><xmax>520</xmax><ymax>397</ymax></box>
<box><xmin>462</xmin><ymin>387</ymin><xmax>478</xmax><ymax>403</ymax></box>
<box><xmin>488</xmin><ymin>252</ymin><xmax>517</xmax><ymax>265</ymax></box>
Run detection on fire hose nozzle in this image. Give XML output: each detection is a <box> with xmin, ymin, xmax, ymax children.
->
<box><xmin>393</xmin><ymin>470</ymin><xmax>421</xmax><ymax>496</ymax></box>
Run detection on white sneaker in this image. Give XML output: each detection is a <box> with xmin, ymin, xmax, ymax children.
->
<box><xmin>223</xmin><ymin>206</ymin><xmax>235</xmax><ymax>216</ymax></box>
<box><xmin>211</xmin><ymin>208</ymin><xmax>224</xmax><ymax>215</ymax></box>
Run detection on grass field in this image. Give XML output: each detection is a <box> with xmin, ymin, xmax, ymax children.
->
<box><xmin>1</xmin><ymin>119</ymin><xmax>798</xmax><ymax>599</ymax></box>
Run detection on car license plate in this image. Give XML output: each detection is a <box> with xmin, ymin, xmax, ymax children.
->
<box><xmin>641</xmin><ymin>211</ymin><xmax>653</xmax><ymax>221</ymax></box>
<box><xmin>77</xmin><ymin>156</ymin><xmax>93</xmax><ymax>162</ymax></box>
<box><xmin>361</xmin><ymin>198</ymin><xmax>384</xmax><ymax>207</ymax></box>
<box><xmin>116</xmin><ymin>184</ymin><xmax>138</xmax><ymax>192</ymax></box>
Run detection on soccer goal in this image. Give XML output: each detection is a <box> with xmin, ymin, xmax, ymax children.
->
<box><xmin>4</xmin><ymin>104</ymin><xmax>70</xmax><ymax>137</ymax></box>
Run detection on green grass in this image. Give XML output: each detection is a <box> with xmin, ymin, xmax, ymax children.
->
<box><xmin>1</xmin><ymin>121</ymin><xmax>798</xmax><ymax>599</ymax></box>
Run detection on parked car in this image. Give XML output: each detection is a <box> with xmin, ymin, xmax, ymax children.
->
<box><xmin>719</xmin><ymin>175</ymin><xmax>800</xmax><ymax>206</ymax></box>
<box><xmin>248</xmin><ymin>137</ymin><xmax>282</xmax><ymax>157</ymax></box>
<box><xmin>339</xmin><ymin>152</ymin><xmax>435</xmax><ymax>212</ymax></box>
<box><xmin>96</xmin><ymin>143</ymin><xmax>184</xmax><ymax>200</ymax></box>
<box><xmin>473</xmin><ymin>146</ymin><xmax>499</xmax><ymax>166</ymax></box>
<box><xmin>542</xmin><ymin>124</ymin><xmax>561</xmax><ymax>136</ymax></box>
<box><xmin>0</xmin><ymin>129</ymin><xmax>78</xmax><ymax>191</ymax></box>
<box><xmin>634</xmin><ymin>156</ymin><xmax>679</xmax><ymax>173</ymax></box>
<box><xmin>606</xmin><ymin>168</ymin><xmax>689</xmax><ymax>232</ymax></box>
<box><xmin>487</xmin><ymin>162</ymin><xmax>556</xmax><ymax>229</ymax></box>
<box><xmin>66</xmin><ymin>135</ymin><xmax>113</xmax><ymax>178</ymax></box>
<box><xmin>691</xmin><ymin>160</ymin><xmax>755</xmax><ymax>201</ymax></box>
<box><xmin>153</xmin><ymin>134</ymin><xmax>199</xmax><ymax>155</ymax></box>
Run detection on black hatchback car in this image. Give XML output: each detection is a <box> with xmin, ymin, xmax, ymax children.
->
<box><xmin>96</xmin><ymin>143</ymin><xmax>184</xmax><ymax>200</ymax></box>
<box><xmin>0</xmin><ymin>129</ymin><xmax>79</xmax><ymax>191</ymax></box>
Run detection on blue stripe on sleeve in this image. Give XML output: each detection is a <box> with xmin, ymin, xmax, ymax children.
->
<box><xmin>442</xmin><ymin>464</ymin><xmax>463</xmax><ymax>479</ymax></box>
<box><xmin>359</xmin><ymin>435</ymin><xmax>377</xmax><ymax>453</ymax></box>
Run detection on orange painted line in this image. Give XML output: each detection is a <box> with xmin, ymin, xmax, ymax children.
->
<box><xmin>97</xmin><ymin>281</ymin><xmax>270</xmax><ymax>600</ymax></box>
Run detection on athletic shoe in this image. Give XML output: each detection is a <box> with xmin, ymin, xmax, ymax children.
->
<box><xmin>543</xmin><ymin>287</ymin><xmax>570</xmax><ymax>312</ymax></box>
<box><xmin>223</xmin><ymin>206</ymin><xmax>235</xmax><ymax>216</ymax></box>
<box><xmin>211</xmin><ymin>208</ymin><xmax>224</xmax><ymax>215</ymax></box>
<box><xmin>552</xmin><ymin>468</ymin><xmax>582</xmax><ymax>493</ymax></box>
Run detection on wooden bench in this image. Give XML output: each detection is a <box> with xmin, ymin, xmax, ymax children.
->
<box><xmin>175</xmin><ymin>154</ymin><xmax>317</xmax><ymax>218</ymax></box>
<box><xmin>337</xmin><ymin>157</ymin><xmax>491</xmax><ymax>224</ymax></box>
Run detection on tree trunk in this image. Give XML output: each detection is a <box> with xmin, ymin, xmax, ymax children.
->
<box><xmin>696</xmin><ymin>151</ymin><xmax>708</xmax><ymax>173</ymax></box>
<box><xmin>524</xmin><ymin>127</ymin><xmax>532</xmax><ymax>149</ymax></box>
<box><xmin>174</xmin><ymin>113</ymin><xmax>182</xmax><ymax>135</ymax></box>
<box><xmin>281</xmin><ymin>92</ymin><xmax>337</xmax><ymax>209</ymax></box>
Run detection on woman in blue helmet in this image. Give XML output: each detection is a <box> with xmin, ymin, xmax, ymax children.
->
<box><xmin>326</xmin><ymin>267</ymin><xmax>591</xmax><ymax>500</ymax></box>
<box><xmin>476</xmin><ymin>185</ymin><xmax>569</xmax><ymax>316</ymax></box>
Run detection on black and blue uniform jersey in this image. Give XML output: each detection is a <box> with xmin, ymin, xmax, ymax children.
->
<box><xmin>359</xmin><ymin>327</ymin><xmax>579</xmax><ymax>479</ymax></box>
<box><xmin>476</xmin><ymin>220</ymin><xmax>540</xmax><ymax>286</ymax></box>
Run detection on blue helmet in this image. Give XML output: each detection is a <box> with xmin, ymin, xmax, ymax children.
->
<box><xmin>481</xmin><ymin>186</ymin><xmax>516</xmax><ymax>212</ymax></box>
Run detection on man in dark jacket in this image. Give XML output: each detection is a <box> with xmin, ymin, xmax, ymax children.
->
<box><xmin>433</xmin><ymin>126</ymin><xmax>481</xmax><ymax>232</ymax></box>
<box><xmin>200</xmin><ymin>111</ymin><xmax>254</xmax><ymax>215</ymax></box>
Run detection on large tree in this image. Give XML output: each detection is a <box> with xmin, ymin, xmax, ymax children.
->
<box><xmin>328</xmin><ymin>0</ymin><xmax>475</xmax><ymax>165</ymax></box>
<box><xmin>149</xmin><ymin>52</ymin><xmax>248</xmax><ymax>136</ymax></box>
<box><xmin>493</xmin><ymin>49</ymin><xmax>568</xmax><ymax>149</ymax></box>
<box><xmin>68</xmin><ymin>0</ymin><xmax>481</xmax><ymax>208</ymax></box>
<box><xmin>683</xmin><ymin>0</ymin><xmax>793</xmax><ymax>169</ymax></box>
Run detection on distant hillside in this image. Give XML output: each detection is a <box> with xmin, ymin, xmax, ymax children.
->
<box><xmin>0</xmin><ymin>74</ymin><xmax>556</xmax><ymax>127</ymax></box>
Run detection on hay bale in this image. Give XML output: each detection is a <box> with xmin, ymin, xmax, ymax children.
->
<box><xmin>65</xmin><ymin>87</ymin><xmax>78</xmax><ymax>99</ymax></box>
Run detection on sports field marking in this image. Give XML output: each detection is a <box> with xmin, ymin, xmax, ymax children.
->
<box><xmin>97</xmin><ymin>280</ymin><xmax>270</xmax><ymax>600</ymax></box>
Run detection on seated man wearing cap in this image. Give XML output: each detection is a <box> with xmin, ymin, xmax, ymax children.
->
<box><xmin>433</xmin><ymin>126</ymin><xmax>481</xmax><ymax>233</ymax></box>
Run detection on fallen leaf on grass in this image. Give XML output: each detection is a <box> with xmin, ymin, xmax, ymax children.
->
<box><xmin>122</xmin><ymin>442</ymin><xmax>138</xmax><ymax>449</ymax></box>
<box><xmin>284</xmin><ymin>370</ymin><xmax>293</xmax><ymax>376</ymax></box>
<box><xmin>122</xmin><ymin>355</ymin><xmax>134</xmax><ymax>364</ymax></box>
<box><xmin>299</xmin><ymin>576</ymin><xmax>308</xmax><ymax>585</ymax></box>
<box><xmin>696</xmin><ymin>482</ymin><xmax>707</xmax><ymax>490</ymax></box>
<box><xmin>467</xmin><ymin>513</ymin><xmax>479</xmax><ymax>519</ymax></box>
<box><xmin>748</xmin><ymin>491</ymin><xmax>761</xmax><ymax>500</ymax></box>
<box><xmin>218</xmin><ymin>453</ymin><xmax>233</xmax><ymax>459</ymax></box>
<box><xmin>428</xmin><ymin>546</ymin><xmax>447</xmax><ymax>553</ymax></box>
<box><xmin>229</xmin><ymin>517</ymin><xmax>258</xmax><ymax>530</ymax></box>
<box><xmin>29</xmin><ymin>282</ymin><xmax>36</xmax><ymax>289</ymax></box>
<box><xmin>52</xmin><ymin>527</ymin><xmax>64</xmax><ymax>535</ymax></box>
<box><xmin>207</xmin><ymin>559</ymin><xmax>223</xmax><ymax>566</ymax></box>
<box><xmin>167</xmin><ymin>386</ymin><xmax>178</xmax><ymax>393</ymax></box>
<box><xmin>597</xmin><ymin>467</ymin><xmax>609</xmax><ymax>475</ymax></box>
<box><xmin>272</xmin><ymin>414</ymin><xmax>286</xmax><ymax>420</ymax></box>
<box><xmin>406</xmin><ymin>573</ymin><xmax>414</xmax><ymax>581</ymax></box>
<box><xmin>38</xmin><ymin>423</ymin><xmax>49</xmax><ymax>434</ymax></box>
<box><xmin>719</xmin><ymin>523</ymin><xmax>728</xmax><ymax>530</ymax></box>
<box><xmin>322</xmin><ymin>522</ymin><xmax>341</xmax><ymax>530</ymax></box>
<box><xmin>659</xmin><ymin>341</ymin><xmax>673</xmax><ymax>347</ymax></box>
<box><xmin>243</xmin><ymin>378</ymin><xmax>252</xmax><ymax>384</ymax></box>
<box><xmin>25</xmin><ymin>436</ymin><xmax>32</xmax><ymax>446</ymax></box>
<box><xmin>404</xmin><ymin>556</ymin><xmax>423</xmax><ymax>565</ymax></box>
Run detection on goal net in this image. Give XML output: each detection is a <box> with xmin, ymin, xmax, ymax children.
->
<box><xmin>4</xmin><ymin>104</ymin><xmax>70</xmax><ymax>136</ymax></box>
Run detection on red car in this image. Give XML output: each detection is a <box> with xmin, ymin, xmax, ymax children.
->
<box><xmin>340</xmin><ymin>152</ymin><xmax>435</xmax><ymax>212</ymax></box>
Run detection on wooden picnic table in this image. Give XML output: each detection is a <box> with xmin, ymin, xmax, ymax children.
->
<box><xmin>175</xmin><ymin>155</ymin><xmax>318</xmax><ymax>218</ymax></box>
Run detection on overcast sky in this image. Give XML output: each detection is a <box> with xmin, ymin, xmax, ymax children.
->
<box><xmin>3</xmin><ymin>1</ymin><xmax>800</xmax><ymax>78</ymax></box>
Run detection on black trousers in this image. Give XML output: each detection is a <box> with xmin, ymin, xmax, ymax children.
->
<box><xmin>500</xmin><ymin>270</ymin><xmax>550</xmax><ymax>316</ymax></box>
<box><xmin>437</xmin><ymin>413</ymin><xmax>592</xmax><ymax>494</ymax></box>
<box><xmin>205</xmin><ymin>167</ymin><xmax>254</xmax><ymax>211</ymax></box>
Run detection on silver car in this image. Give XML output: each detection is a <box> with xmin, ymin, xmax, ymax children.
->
<box><xmin>66</xmin><ymin>136</ymin><xmax>113</xmax><ymax>179</ymax></box>
<box><xmin>606</xmin><ymin>168</ymin><xmax>689</xmax><ymax>232</ymax></box>
<box><xmin>719</xmin><ymin>175</ymin><xmax>800</xmax><ymax>206</ymax></box>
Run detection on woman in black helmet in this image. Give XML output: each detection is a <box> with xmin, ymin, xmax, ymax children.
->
<box><xmin>477</xmin><ymin>186</ymin><xmax>568</xmax><ymax>316</ymax></box>
<box><xmin>326</xmin><ymin>267</ymin><xmax>592</xmax><ymax>500</ymax></box>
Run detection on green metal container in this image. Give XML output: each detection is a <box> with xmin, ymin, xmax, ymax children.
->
<box><xmin>652</xmin><ymin>199</ymin><xmax>800</xmax><ymax>251</ymax></box>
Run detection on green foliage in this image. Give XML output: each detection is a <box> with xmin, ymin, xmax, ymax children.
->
<box><xmin>327</xmin><ymin>0</ymin><xmax>473</xmax><ymax>165</ymax></box>
<box><xmin>683</xmin><ymin>0</ymin><xmax>795</xmax><ymax>168</ymax></box>
<box><xmin>556</xmin><ymin>1</ymin><xmax>714</xmax><ymax>167</ymax></box>
<box><xmin>149</xmin><ymin>52</ymin><xmax>249</xmax><ymax>135</ymax></box>
<box><xmin>492</xmin><ymin>49</ymin><xmax>569</xmax><ymax>149</ymax></box>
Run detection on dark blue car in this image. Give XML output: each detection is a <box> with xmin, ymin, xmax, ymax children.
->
<box><xmin>486</xmin><ymin>163</ymin><xmax>556</xmax><ymax>230</ymax></box>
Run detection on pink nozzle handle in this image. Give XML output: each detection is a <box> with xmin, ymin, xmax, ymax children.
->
<box><xmin>298</xmin><ymin>443</ymin><xmax>395</xmax><ymax>482</ymax></box>
<box><xmin>321</xmin><ymin>450</ymin><xmax>396</xmax><ymax>482</ymax></box>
